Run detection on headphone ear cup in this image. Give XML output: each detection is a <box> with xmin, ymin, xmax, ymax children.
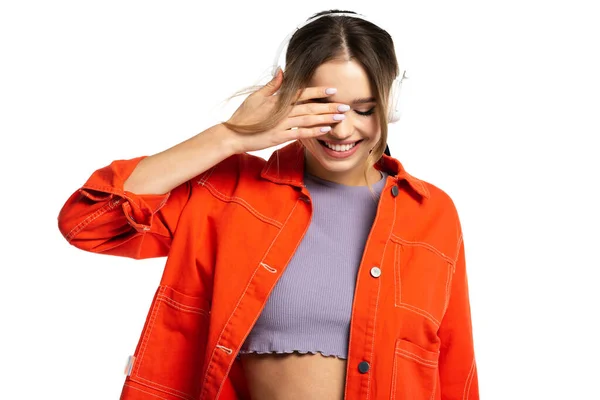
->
<box><xmin>272</xmin><ymin>64</ymin><xmax>282</xmax><ymax>78</ymax></box>
<box><xmin>387</xmin><ymin>77</ymin><xmax>403</xmax><ymax>123</ymax></box>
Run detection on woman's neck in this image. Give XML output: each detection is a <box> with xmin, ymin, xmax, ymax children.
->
<box><xmin>304</xmin><ymin>159</ymin><xmax>383</xmax><ymax>187</ymax></box>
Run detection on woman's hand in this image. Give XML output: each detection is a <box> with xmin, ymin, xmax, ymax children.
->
<box><xmin>224</xmin><ymin>68</ymin><xmax>350</xmax><ymax>154</ymax></box>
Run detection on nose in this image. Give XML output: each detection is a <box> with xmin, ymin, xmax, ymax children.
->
<box><xmin>330</xmin><ymin>117</ymin><xmax>354</xmax><ymax>140</ymax></box>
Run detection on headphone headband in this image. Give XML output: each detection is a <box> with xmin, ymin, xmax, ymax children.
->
<box><xmin>272</xmin><ymin>12</ymin><xmax>373</xmax><ymax>75</ymax></box>
<box><xmin>271</xmin><ymin>11</ymin><xmax>408</xmax><ymax>124</ymax></box>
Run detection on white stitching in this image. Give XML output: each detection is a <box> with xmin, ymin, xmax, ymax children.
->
<box><xmin>123</xmin><ymin>384</ymin><xmax>169</xmax><ymax>400</ymax></box>
<box><xmin>206</xmin><ymin>200</ymin><xmax>302</xmax><ymax>399</ymax></box>
<box><xmin>343</xmin><ymin>179</ymin><xmax>388</xmax><ymax>398</ymax></box>
<box><xmin>201</xmin><ymin>181</ymin><xmax>283</xmax><ymax>228</ymax></box>
<box><xmin>232</xmin><ymin>206</ymin><xmax>312</xmax><ymax>379</ymax></box>
<box><xmin>156</xmin><ymin>295</ymin><xmax>209</xmax><ymax>316</ymax></box>
<box><xmin>392</xmin><ymin>233</ymin><xmax>452</xmax><ymax>324</ymax></box>
<box><xmin>390</xmin><ymin>234</ymin><xmax>454</xmax><ymax>264</ymax></box>
<box><xmin>214</xmin><ymin>200</ymin><xmax>303</xmax><ymax>398</ymax></box>
<box><xmin>367</xmin><ymin>277</ymin><xmax>382</xmax><ymax>400</ymax></box>
<box><xmin>442</xmin><ymin>263</ymin><xmax>453</xmax><ymax>315</ymax></box>
<box><xmin>156</xmin><ymin>192</ymin><xmax>171</xmax><ymax>212</ymax></box>
<box><xmin>395</xmin><ymin>303</ymin><xmax>441</xmax><ymax>327</ymax></box>
<box><xmin>366</xmin><ymin>189</ymin><xmax>396</xmax><ymax>400</ymax></box>
<box><xmin>463</xmin><ymin>357</ymin><xmax>476</xmax><ymax>400</ymax></box>
<box><xmin>430</xmin><ymin>370</ymin><xmax>438</xmax><ymax>400</ymax></box>
<box><xmin>395</xmin><ymin>349</ymin><xmax>438</xmax><ymax>367</ymax></box>
<box><xmin>196</xmin><ymin>166</ymin><xmax>216</xmax><ymax>187</ymax></box>
<box><xmin>454</xmin><ymin>234</ymin><xmax>463</xmax><ymax>263</ymax></box>
<box><xmin>260</xmin><ymin>262</ymin><xmax>277</xmax><ymax>273</ymax></box>
<box><xmin>64</xmin><ymin>198</ymin><xmax>122</xmax><ymax>241</ymax></box>
<box><xmin>134</xmin><ymin>286</ymin><xmax>164</xmax><ymax>377</ymax></box>
<box><xmin>212</xmin><ymin>200</ymin><xmax>303</xmax><ymax>398</ymax></box>
<box><xmin>394</xmin><ymin>243</ymin><xmax>401</xmax><ymax>306</ymax></box>
<box><xmin>133</xmin><ymin>286</ymin><xmax>196</xmax><ymax>399</ymax></box>
<box><xmin>453</xmin><ymin>233</ymin><xmax>464</xmax><ymax>273</ymax></box>
<box><xmin>216</xmin><ymin>345</ymin><xmax>233</xmax><ymax>355</ymax></box>
<box><xmin>390</xmin><ymin>351</ymin><xmax>398</xmax><ymax>400</ymax></box>
<box><xmin>203</xmin><ymin>180</ymin><xmax>283</xmax><ymax>227</ymax></box>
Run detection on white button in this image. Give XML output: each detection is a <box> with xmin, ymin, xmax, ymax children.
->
<box><xmin>370</xmin><ymin>267</ymin><xmax>381</xmax><ymax>278</ymax></box>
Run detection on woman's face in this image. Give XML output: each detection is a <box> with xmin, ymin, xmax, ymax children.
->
<box><xmin>299</xmin><ymin>59</ymin><xmax>382</xmax><ymax>186</ymax></box>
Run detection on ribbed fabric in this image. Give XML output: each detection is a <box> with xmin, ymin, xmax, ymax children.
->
<box><xmin>239</xmin><ymin>170</ymin><xmax>388</xmax><ymax>359</ymax></box>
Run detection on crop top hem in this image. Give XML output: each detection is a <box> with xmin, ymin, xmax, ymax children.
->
<box><xmin>237</xmin><ymin>349</ymin><xmax>347</xmax><ymax>360</ymax></box>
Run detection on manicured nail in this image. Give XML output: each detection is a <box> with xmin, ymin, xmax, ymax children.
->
<box><xmin>337</xmin><ymin>104</ymin><xmax>350</xmax><ymax>112</ymax></box>
<box><xmin>320</xmin><ymin>126</ymin><xmax>331</xmax><ymax>132</ymax></box>
<box><xmin>333</xmin><ymin>114</ymin><xmax>346</xmax><ymax>121</ymax></box>
<box><xmin>325</xmin><ymin>88</ymin><xmax>337</xmax><ymax>95</ymax></box>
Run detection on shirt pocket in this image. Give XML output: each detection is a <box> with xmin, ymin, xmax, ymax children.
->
<box><xmin>392</xmin><ymin>238</ymin><xmax>454</xmax><ymax>327</ymax></box>
<box><xmin>129</xmin><ymin>285</ymin><xmax>211</xmax><ymax>399</ymax></box>
<box><xmin>390</xmin><ymin>338</ymin><xmax>439</xmax><ymax>400</ymax></box>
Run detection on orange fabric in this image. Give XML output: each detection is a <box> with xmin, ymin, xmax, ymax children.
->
<box><xmin>58</xmin><ymin>141</ymin><xmax>479</xmax><ymax>399</ymax></box>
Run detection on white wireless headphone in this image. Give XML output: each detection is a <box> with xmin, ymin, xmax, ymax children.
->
<box><xmin>271</xmin><ymin>12</ymin><xmax>408</xmax><ymax>124</ymax></box>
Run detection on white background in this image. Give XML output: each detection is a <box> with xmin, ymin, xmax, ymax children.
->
<box><xmin>1</xmin><ymin>0</ymin><xmax>599</xmax><ymax>398</ymax></box>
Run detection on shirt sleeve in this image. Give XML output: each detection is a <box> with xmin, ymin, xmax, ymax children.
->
<box><xmin>57</xmin><ymin>156</ymin><xmax>191</xmax><ymax>259</ymax></box>
<box><xmin>437</xmin><ymin>230</ymin><xmax>480</xmax><ymax>399</ymax></box>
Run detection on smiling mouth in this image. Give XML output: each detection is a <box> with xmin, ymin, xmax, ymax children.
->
<box><xmin>318</xmin><ymin>140</ymin><xmax>363</xmax><ymax>152</ymax></box>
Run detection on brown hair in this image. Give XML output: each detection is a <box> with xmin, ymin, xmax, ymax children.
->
<box><xmin>223</xmin><ymin>9</ymin><xmax>400</xmax><ymax>183</ymax></box>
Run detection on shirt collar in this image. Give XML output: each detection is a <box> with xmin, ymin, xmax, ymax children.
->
<box><xmin>260</xmin><ymin>140</ymin><xmax>430</xmax><ymax>199</ymax></box>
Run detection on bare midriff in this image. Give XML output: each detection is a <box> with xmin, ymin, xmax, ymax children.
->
<box><xmin>239</xmin><ymin>352</ymin><xmax>347</xmax><ymax>400</ymax></box>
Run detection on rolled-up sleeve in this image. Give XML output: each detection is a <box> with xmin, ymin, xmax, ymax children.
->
<box><xmin>58</xmin><ymin>156</ymin><xmax>191</xmax><ymax>259</ymax></box>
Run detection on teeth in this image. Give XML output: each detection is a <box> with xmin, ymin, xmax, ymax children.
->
<box><xmin>324</xmin><ymin>142</ymin><xmax>356</xmax><ymax>152</ymax></box>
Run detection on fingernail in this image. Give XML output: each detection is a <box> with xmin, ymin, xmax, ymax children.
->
<box><xmin>333</xmin><ymin>114</ymin><xmax>346</xmax><ymax>121</ymax></box>
<box><xmin>320</xmin><ymin>126</ymin><xmax>332</xmax><ymax>132</ymax></box>
<box><xmin>337</xmin><ymin>104</ymin><xmax>350</xmax><ymax>112</ymax></box>
<box><xmin>325</xmin><ymin>88</ymin><xmax>337</xmax><ymax>95</ymax></box>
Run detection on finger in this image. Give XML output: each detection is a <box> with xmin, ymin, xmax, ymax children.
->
<box><xmin>283</xmin><ymin>113</ymin><xmax>345</xmax><ymax>131</ymax></box>
<box><xmin>283</xmin><ymin>126</ymin><xmax>332</xmax><ymax>141</ymax></box>
<box><xmin>259</xmin><ymin>67</ymin><xmax>283</xmax><ymax>97</ymax></box>
<box><xmin>294</xmin><ymin>86</ymin><xmax>338</xmax><ymax>103</ymax></box>
<box><xmin>288</xmin><ymin>102</ymin><xmax>350</xmax><ymax>118</ymax></box>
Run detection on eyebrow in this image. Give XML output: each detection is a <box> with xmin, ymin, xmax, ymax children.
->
<box><xmin>312</xmin><ymin>96</ymin><xmax>376</xmax><ymax>104</ymax></box>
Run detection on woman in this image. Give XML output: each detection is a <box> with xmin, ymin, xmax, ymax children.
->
<box><xmin>58</xmin><ymin>9</ymin><xmax>479</xmax><ymax>400</ymax></box>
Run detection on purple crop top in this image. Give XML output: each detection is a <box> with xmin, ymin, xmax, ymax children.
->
<box><xmin>238</xmin><ymin>170</ymin><xmax>388</xmax><ymax>359</ymax></box>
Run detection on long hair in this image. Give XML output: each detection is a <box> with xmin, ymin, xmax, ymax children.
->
<box><xmin>223</xmin><ymin>9</ymin><xmax>400</xmax><ymax>177</ymax></box>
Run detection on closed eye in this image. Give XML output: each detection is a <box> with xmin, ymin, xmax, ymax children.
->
<box><xmin>310</xmin><ymin>98</ymin><xmax>377</xmax><ymax>117</ymax></box>
<box><xmin>356</xmin><ymin>107</ymin><xmax>376</xmax><ymax>116</ymax></box>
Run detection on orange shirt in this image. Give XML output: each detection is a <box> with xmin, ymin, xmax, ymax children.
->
<box><xmin>58</xmin><ymin>141</ymin><xmax>479</xmax><ymax>399</ymax></box>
